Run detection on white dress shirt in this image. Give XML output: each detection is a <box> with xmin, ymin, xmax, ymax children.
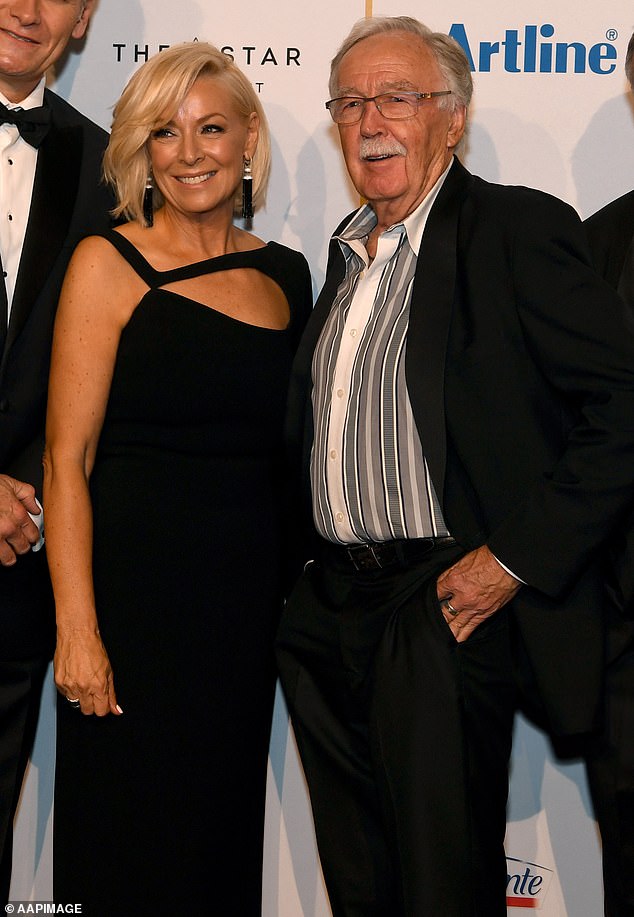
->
<box><xmin>0</xmin><ymin>78</ymin><xmax>43</xmax><ymax>319</ymax></box>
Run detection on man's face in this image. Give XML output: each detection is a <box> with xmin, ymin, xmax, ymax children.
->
<box><xmin>0</xmin><ymin>0</ymin><xmax>94</xmax><ymax>102</ymax></box>
<box><xmin>334</xmin><ymin>31</ymin><xmax>465</xmax><ymax>222</ymax></box>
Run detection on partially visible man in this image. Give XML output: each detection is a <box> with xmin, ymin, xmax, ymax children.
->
<box><xmin>585</xmin><ymin>31</ymin><xmax>634</xmax><ymax>296</ymax></box>
<box><xmin>0</xmin><ymin>0</ymin><xmax>112</xmax><ymax>900</ymax></box>
<box><xmin>277</xmin><ymin>16</ymin><xmax>634</xmax><ymax>916</ymax></box>
<box><xmin>582</xmin><ymin>31</ymin><xmax>634</xmax><ymax>917</ymax></box>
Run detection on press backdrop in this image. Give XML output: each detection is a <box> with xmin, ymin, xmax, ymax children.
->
<box><xmin>11</xmin><ymin>1</ymin><xmax>634</xmax><ymax>913</ymax></box>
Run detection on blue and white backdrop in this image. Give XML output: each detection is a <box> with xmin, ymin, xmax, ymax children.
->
<box><xmin>11</xmin><ymin>1</ymin><xmax>634</xmax><ymax>913</ymax></box>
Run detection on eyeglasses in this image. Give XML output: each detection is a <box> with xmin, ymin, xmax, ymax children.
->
<box><xmin>325</xmin><ymin>90</ymin><xmax>453</xmax><ymax>125</ymax></box>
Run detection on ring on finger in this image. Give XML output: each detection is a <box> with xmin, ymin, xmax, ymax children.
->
<box><xmin>444</xmin><ymin>600</ymin><xmax>459</xmax><ymax>616</ymax></box>
<box><xmin>66</xmin><ymin>697</ymin><xmax>81</xmax><ymax>709</ymax></box>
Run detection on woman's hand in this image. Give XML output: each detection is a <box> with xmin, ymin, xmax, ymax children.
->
<box><xmin>55</xmin><ymin>627</ymin><xmax>122</xmax><ymax>717</ymax></box>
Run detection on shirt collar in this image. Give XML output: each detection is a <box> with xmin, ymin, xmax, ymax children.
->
<box><xmin>335</xmin><ymin>158</ymin><xmax>454</xmax><ymax>256</ymax></box>
<box><xmin>0</xmin><ymin>77</ymin><xmax>46</xmax><ymax>111</ymax></box>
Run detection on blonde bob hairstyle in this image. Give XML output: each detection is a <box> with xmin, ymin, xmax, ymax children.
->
<box><xmin>104</xmin><ymin>42</ymin><xmax>271</xmax><ymax>226</ymax></box>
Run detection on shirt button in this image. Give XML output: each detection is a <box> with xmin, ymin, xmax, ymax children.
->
<box><xmin>350</xmin><ymin>328</ymin><xmax>357</xmax><ymax>338</ymax></box>
<box><xmin>329</xmin><ymin>449</ymin><xmax>337</xmax><ymax>460</ymax></box>
<box><xmin>335</xmin><ymin>512</ymin><xmax>344</xmax><ymax>523</ymax></box>
<box><xmin>7</xmin><ymin>214</ymin><xmax>12</xmax><ymax>221</ymax></box>
<box><xmin>336</xmin><ymin>388</ymin><xmax>344</xmax><ymax>398</ymax></box>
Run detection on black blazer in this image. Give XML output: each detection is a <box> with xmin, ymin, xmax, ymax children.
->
<box><xmin>585</xmin><ymin>190</ymin><xmax>634</xmax><ymax>618</ymax></box>
<box><xmin>585</xmin><ymin>189</ymin><xmax>634</xmax><ymax>290</ymax></box>
<box><xmin>288</xmin><ymin>157</ymin><xmax>634</xmax><ymax>735</ymax></box>
<box><xmin>0</xmin><ymin>89</ymin><xmax>113</xmax><ymax>660</ymax></box>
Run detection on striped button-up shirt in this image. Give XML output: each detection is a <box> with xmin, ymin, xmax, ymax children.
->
<box><xmin>311</xmin><ymin>169</ymin><xmax>450</xmax><ymax>545</ymax></box>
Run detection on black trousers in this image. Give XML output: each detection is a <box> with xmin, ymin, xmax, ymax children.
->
<box><xmin>584</xmin><ymin>599</ymin><xmax>634</xmax><ymax>917</ymax></box>
<box><xmin>0</xmin><ymin>656</ymin><xmax>48</xmax><ymax>904</ymax></box>
<box><xmin>277</xmin><ymin>541</ymin><xmax>516</xmax><ymax>917</ymax></box>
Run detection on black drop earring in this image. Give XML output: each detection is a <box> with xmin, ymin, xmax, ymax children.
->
<box><xmin>242</xmin><ymin>156</ymin><xmax>253</xmax><ymax>221</ymax></box>
<box><xmin>143</xmin><ymin>173</ymin><xmax>154</xmax><ymax>227</ymax></box>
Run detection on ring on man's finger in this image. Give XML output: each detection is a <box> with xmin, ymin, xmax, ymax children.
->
<box><xmin>444</xmin><ymin>600</ymin><xmax>459</xmax><ymax>616</ymax></box>
<box><xmin>67</xmin><ymin>697</ymin><xmax>81</xmax><ymax>709</ymax></box>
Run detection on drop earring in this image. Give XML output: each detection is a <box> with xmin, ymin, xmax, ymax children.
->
<box><xmin>143</xmin><ymin>172</ymin><xmax>154</xmax><ymax>227</ymax></box>
<box><xmin>242</xmin><ymin>156</ymin><xmax>253</xmax><ymax>221</ymax></box>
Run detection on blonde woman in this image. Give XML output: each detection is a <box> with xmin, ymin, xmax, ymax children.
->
<box><xmin>43</xmin><ymin>43</ymin><xmax>311</xmax><ymax>914</ymax></box>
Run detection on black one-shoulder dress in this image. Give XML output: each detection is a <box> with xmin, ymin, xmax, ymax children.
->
<box><xmin>54</xmin><ymin>231</ymin><xmax>312</xmax><ymax>915</ymax></box>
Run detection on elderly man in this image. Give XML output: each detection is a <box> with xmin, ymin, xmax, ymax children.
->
<box><xmin>277</xmin><ymin>16</ymin><xmax>634</xmax><ymax>916</ymax></box>
<box><xmin>0</xmin><ymin>0</ymin><xmax>111</xmax><ymax>900</ymax></box>
<box><xmin>582</xmin><ymin>30</ymin><xmax>634</xmax><ymax>917</ymax></box>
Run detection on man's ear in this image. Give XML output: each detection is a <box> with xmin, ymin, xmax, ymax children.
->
<box><xmin>72</xmin><ymin>0</ymin><xmax>96</xmax><ymax>41</ymax></box>
<box><xmin>447</xmin><ymin>104</ymin><xmax>467</xmax><ymax>151</ymax></box>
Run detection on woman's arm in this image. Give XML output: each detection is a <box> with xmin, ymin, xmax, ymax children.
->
<box><xmin>43</xmin><ymin>235</ymin><xmax>140</xmax><ymax>716</ymax></box>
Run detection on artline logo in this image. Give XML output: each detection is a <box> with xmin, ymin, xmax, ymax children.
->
<box><xmin>449</xmin><ymin>23</ymin><xmax>618</xmax><ymax>73</ymax></box>
<box><xmin>506</xmin><ymin>857</ymin><xmax>554</xmax><ymax>909</ymax></box>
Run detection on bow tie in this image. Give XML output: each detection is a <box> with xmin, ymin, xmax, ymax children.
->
<box><xmin>0</xmin><ymin>102</ymin><xmax>50</xmax><ymax>148</ymax></box>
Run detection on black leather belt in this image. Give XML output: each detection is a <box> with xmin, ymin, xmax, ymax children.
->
<box><xmin>325</xmin><ymin>536</ymin><xmax>456</xmax><ymax>572</ymax></box>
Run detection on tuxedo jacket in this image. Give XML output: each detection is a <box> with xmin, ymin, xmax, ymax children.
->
<box><xmin>287</xmin><ymin>157</ymin><xmax>634</xmax><ymax>735</ymax></box>
<box><xmin>585</xmin><ymin>189</ymin><xmax>634</xmax><ymax>289</ymax></box>
<box><xmin>0</xmin><ymin>88</ymin><xmax>113</xmax><ymax>660</ymax></box>
<box><xmin>585</xmin><ymin>190</ymin><xmax>634</xmax><ymax>618</ymax></box>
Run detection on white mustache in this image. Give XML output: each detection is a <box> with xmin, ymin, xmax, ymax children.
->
<box><xmin>359</xmin><ymin>138</ymin><xmax>407</xmax><ymax>160</ymax></box>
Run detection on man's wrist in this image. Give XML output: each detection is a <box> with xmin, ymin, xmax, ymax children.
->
<box><xmin>491</xmin><ymin>552</ymin><xmax>526</xmax><ymax>585</ymax></box>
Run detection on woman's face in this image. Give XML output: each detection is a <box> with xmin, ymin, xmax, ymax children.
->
<box><xmin>148</xmin><ymin>75</ymin><xmax>258</xmax><ymax>223</ymax></box>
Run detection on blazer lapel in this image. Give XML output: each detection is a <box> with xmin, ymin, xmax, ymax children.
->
<box><xmin>5</xmin><ymin>115</ymin><xmax>82</xmax><ymax>353</ymax></box>
<box><xmin>405</xmin><ymin>157</ymin><xmax>473</xmax><ymax>505</ymax></box>
<box><xmin>617</xmin><ymin>231</ymin><xmax>634</xmax><ymax>308</ymax></box>
<box><xmin>286</xmin><ymin>236</ymin><xmax>347</xmax><ymax>510</ymax></box>
<box><xmin>301</xmin><ymin>238</ymin><xmax>347</xmax><ymax>373</ymax></box>
<box><xmin>0</xmin><ymin>255</ymin><xmax>7</xmax><ymax>358</ymax></box>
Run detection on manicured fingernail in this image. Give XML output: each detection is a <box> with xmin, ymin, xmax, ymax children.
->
<box><xmin>116</xmin><ymin>705</ymin><xmax>123</xmax><ymax>714</ymax></box>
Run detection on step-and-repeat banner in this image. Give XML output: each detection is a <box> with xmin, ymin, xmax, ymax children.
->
<box><xmin>11</xmin><ymin>1</ymin><xmax>634</xmax><ymax>914</ymax></box>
